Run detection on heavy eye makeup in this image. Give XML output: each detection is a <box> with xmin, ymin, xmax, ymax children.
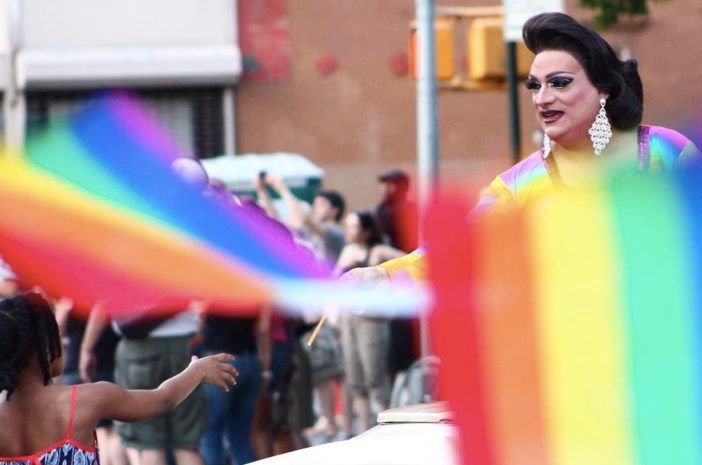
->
<box><xmin>525</xmin><ymin>78</ymin><xmax>540</xmax><ymax>91</ymax></box>
<box><xmin>524</xmin><ymin>75</ymin><xmax>574</xmax><ymax>91</ymax></box>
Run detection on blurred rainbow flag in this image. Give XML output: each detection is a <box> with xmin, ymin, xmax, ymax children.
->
<box><xmin>0</xmin><ymin>93</ymin><xmax>422</xmax><ymax>316</ymax></box>
<box><xmin>427</xmin><ymin>168</ymin><xmax>702</xmax><ymax>465</ymax></box>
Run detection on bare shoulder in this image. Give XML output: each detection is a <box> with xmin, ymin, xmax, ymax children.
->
<box><xmin>60</xmin><ymin>383</ymin><xmax>125</xmax><ymax>445</ymax></box>
<box><xmin>75</xmin><ymin>382</ymin><xmax>125</xmax><ymax>416</ymax></box>
<box><xmin>342</xmin><ymin>242</ymin><xmax>362</xmax><ymax>254</ymax></box>
<box><xmin>79</xmin><ymin>381</ymin><xmax>124</xmax><ymax>400</ymax></box>
<box><xmin>337</xmin><ymin>243</ymin><xmax>361</xmax><ymax>266</ymax></box>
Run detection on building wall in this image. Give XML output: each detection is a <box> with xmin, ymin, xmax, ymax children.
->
<box><xmin>236</xmin><ymin>0</ymin><xmax>702</xmax><ymax>210</ymax></box>
<box><xmin>1</xmin><ymin>0</ymin><xmax>240</xmax><ymax>149</ymax></box>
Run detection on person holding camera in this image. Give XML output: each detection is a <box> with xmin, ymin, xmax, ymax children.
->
<box><xmin>254</xmin><ymin>173</ymin><xmax>351</xmax><ymax>442</ymax></box>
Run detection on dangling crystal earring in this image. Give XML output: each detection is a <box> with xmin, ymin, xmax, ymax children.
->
<box><xmin>588</xmin><ymin>98</ymin><xmax>613</xmax><ymax>156</ymax></box>
<box><xmin>542</xmin><ymin>133</ymin><xmax>552</xmax><ymax>159</ymax></box>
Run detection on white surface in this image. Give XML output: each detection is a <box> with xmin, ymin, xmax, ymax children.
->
<box><xmin>202</xmin><ymin>153</ymin><xmax>325</xmax><ymax>190</ymax></box>
<box><xmin>16</xmin><ymin>46</ymin><xmax>242</xmax><ymax>89</ymax></box>
<box><xmin>0</xmin><ymin>0</ymin><xmax>7</xmax><ymax>87</ymax></box>
<box><xmin>0</xmin><ymin>54</ymin><xmax>8</xmax><ymax>89</ymax></box>
<box><xmin>378</xmin><ymin>401</ymin><xmax>452</xmax><ymax>424</ymax></box>
<box><xmin>251</xmin><ymin>422</ymin><xmax>458</xmax><ymax>465</ymax></box>
<box><xmin>20</xmin><ymin>0</ymin><xmax>237</xmax><ymax>48</ymax></box>
<box><xmin>502</xmin><ymin>0</ymin><xmax>564</xmax><ymax>41</ymax></box>
<box><xmin>2</xmin><ymin>0</ymin><xmax>240</xmax><ymax>89</ymax></box>
<box><xmin>251</xmin><ymin>403</ymin><xmax>457</xmax><ymax>465</ymax></box>
<box><xmin>0</xmin><ymin>1</ymin><xmax>8</xmax><ymax>55</ymax></box>
<box><xmin>0</xmin><ymin>0</ymin><xmax>18</xmax><ymax>91</ymax></box>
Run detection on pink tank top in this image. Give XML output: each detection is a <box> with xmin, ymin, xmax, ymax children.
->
<box><xmin>0</xmin><ymin>386</ymin><xmax>100</xmax><ymax>465</ymax></box>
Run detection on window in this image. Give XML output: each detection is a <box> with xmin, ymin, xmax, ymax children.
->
<box><xmin>26</xmin><ymin>87</ymin><xmax>225</xmax><ymax>158</ymax></box>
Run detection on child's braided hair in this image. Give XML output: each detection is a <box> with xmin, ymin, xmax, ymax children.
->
<box><xmin>0</xmin><ymin>292</ymin><xmax>62</xmax><ymax>400</ymax></box>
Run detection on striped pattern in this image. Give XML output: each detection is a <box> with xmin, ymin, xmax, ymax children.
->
<box><xmin>427</xmin><ymin>166</ymin><xmax>702</xmax><ymax>465</ymax></box>
<box><xmin>0</xmin><ymin>94</ymin><xmax>326</xmax><ymax>315</ymax></box>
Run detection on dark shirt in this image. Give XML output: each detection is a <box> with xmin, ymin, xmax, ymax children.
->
<box><xmin>376</xmin><ymin>200</ymin><xmax>418</xmax><ymax>253</ymax></box>
<box><xmin>63</xmin><ymin>316</ymin><xmax>119</xmax><ymax>375</ymax></box>
<box><xmin>202</xmin><ymin>315</ymin><xmax>257</xmax><ymax>355</ymax></box>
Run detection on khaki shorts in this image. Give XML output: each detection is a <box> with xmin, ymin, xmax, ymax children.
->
<box><xmin>340</xmin><ymin>315</ymin><xmax>391</xmax><ymax>410</ymax></box>
<box><xmin>114</xmin><ymin>336</ymin><xmax>206</xmax><ymax>450</ymax></box>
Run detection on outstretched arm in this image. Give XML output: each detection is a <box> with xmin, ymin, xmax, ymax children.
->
<box><xmin>370</xmin><ymin>245</ymin><xmax>406</xmax><ymax>266</ymax></box>
<box><xmin>254</xmin><ymin>174</ymin><xmax>280</xmax><ymax>220</ymax></box>
<box><xmin>86</xmin><ymin>353</ymin><xmax>238</xmax><ymax>423</ymax></box>
<box><xmin>53</xmin><ymin>297</ymin><xmax>74</xmax><ymax>342</ymax></box>
<box><xmin>379</xmin><ymin>249</ymin><xmax>427</xmax><ymax>282</ymax></box>
<box><xmin>376</xmin><ymin>176</ymin><xmax>511</xmax><ymax>282</ymax></box>
<box><xmin>265</xmin><ymin>174</ymin><xmax>323</xmax><ymax>235</ymax></box>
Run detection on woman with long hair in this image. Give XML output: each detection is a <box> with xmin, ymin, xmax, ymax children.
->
<box><xmin>336</xmin><ymin>211</ymin><xmax>404</xmax><ymax>432</ymax></box>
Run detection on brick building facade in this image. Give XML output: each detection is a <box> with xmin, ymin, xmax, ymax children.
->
<box><xmin>235</xmin><ymin>0</ymin><xmax>702</xmax><ymax>209</ymax></box>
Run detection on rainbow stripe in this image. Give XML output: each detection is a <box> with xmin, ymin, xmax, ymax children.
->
<box><xmin>0</xmin><ymin>93</ymin><xmax>424</xmax><ymax>316</ymax></box>
<box><xmin>427</xmin><ymin>167</ymin><xmax>702</xmax><ymax>465</ymax></box>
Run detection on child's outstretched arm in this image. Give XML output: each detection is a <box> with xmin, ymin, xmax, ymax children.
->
<box><xmin>83</xmin><ymin>353</ymin><xmax>238</xmax><ymax>423</ymax></box>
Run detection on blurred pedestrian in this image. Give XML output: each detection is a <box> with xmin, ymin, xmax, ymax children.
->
<box><xmin>375</xmin><ymin>170</ymin><xmax>420</xmax><ymax>388</ymax></box>
<box><xmin>250</xmin><ymin>307</ymin><xmax>298</xmax><ymax>458</ymax></box>
<box><xmin>375</xmin><ymin>170</ymin><xmax>418</xmax><ymax>253</ymax></box>
<box><xmin>256</xmin><ymin>174</ymin><xmax>351</xmax><ymax>441</ymax></box>
<box><xmin>336</xmin><ymin>211</ymin><xmax>404</xmax><ymax>432</ymax></box>
<box><xmin>257</xmin><ymin>174</ymin><xmax>346</xmax><ymax>270</ymax></box>
<box><xmin>198</xmin><ymin>306</ymin><xmax>262</xmax><ymax>465</ymax></box>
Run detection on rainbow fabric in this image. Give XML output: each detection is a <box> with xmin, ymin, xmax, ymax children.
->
<box><xmin>0</xmin><ymin>93</ymin><xmax>423</xmax><ymax>316</ymax></box>
<box><xmin>0</xmin><ymin>94</ymin><xmax>321</xmax><ymax>314</ymax></box>
<box><xmin>426</xmin><ymin>162</ymin><xmax>702</xmax><ymax>465</ymax></box>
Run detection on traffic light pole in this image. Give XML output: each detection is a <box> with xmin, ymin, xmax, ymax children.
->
<box><xmin>416</xmin><ymin>0</ymin><xmax>439</xmax><ymax>212</ymax></box>
<box><xmin>506</xmin><ymin>41</ymin><xmax>522</xmax><ymax>164</ymax></box>
<box><xmin>415</xmin><ymin>0</ymin><xmax>438</xmax><ymax>398</ymax></box>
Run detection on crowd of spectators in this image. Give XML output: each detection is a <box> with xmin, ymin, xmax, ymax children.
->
<box><xmin>0</xmin><ymin>161</ymin><xmax>420</xmax><ymax>465</ymax></box>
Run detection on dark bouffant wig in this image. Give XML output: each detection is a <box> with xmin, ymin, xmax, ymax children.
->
<box><xmin>523</xmin><ymin>12</ymin><xmax>643</xmax><ymax>130</ymax></box>
<box><xmin>0</xmin><ymin>292</ymin><xmax>62</xmax><ymax>400</ymax></box>
<box><xmin>354</xmin><ymin>210</ymin><xmax>384</xmax><ymax>248</ymax></box>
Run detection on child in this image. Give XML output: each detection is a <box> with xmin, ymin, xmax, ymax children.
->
<box><xmin>0</xmin><ymin>292</ymin><xmax>238</xmax><ymax>465</ymax></box>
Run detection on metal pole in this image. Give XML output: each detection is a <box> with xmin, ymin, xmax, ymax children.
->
<box><xmin>506</xmin><ymin>41</ymin><xmax>521</xmax><ymax>164</ymax></box>
<box><xmin>415</xmin><ymin>0</ymin><xmax>439</xmax><ymax>207</ymax></box>
<box><xmin>415</xmin><ymin>0</ymin><xmax>438</xmax><ymax>399</ymax></box>
<box><xmin>222</xmin><ymin>86</ymin><xmax>237</xmax><ymax>155</ymax></box>
<box><xmin>4</xmin><ymin>0</ymin><xmax>25</xmax><ymax>154</ymax></box>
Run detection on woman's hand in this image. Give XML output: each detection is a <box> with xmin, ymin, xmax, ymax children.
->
<box><xmin>189</xmin><ymin>353</ymin><xmax>239</xmax><ymax>392</ymax></box>
<box><xmin>264</xmin><ymin>173</ymin><xmax>286</xmax><ymax>191</ymax></box>
<box><xmin>340</xmin><ymin>265</ymin><xmax>390</xmax><ymax>284</ymax></box>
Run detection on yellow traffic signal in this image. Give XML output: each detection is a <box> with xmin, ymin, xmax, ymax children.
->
<box><xmin>467</xmin><ymin>17</ymin><xmax>533</xmax><ymax>81</ymax></box>
<box><xmin>409</xmin><ymin>18</ymin><xmax>455</xmax><ymax>81</ymax></box>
